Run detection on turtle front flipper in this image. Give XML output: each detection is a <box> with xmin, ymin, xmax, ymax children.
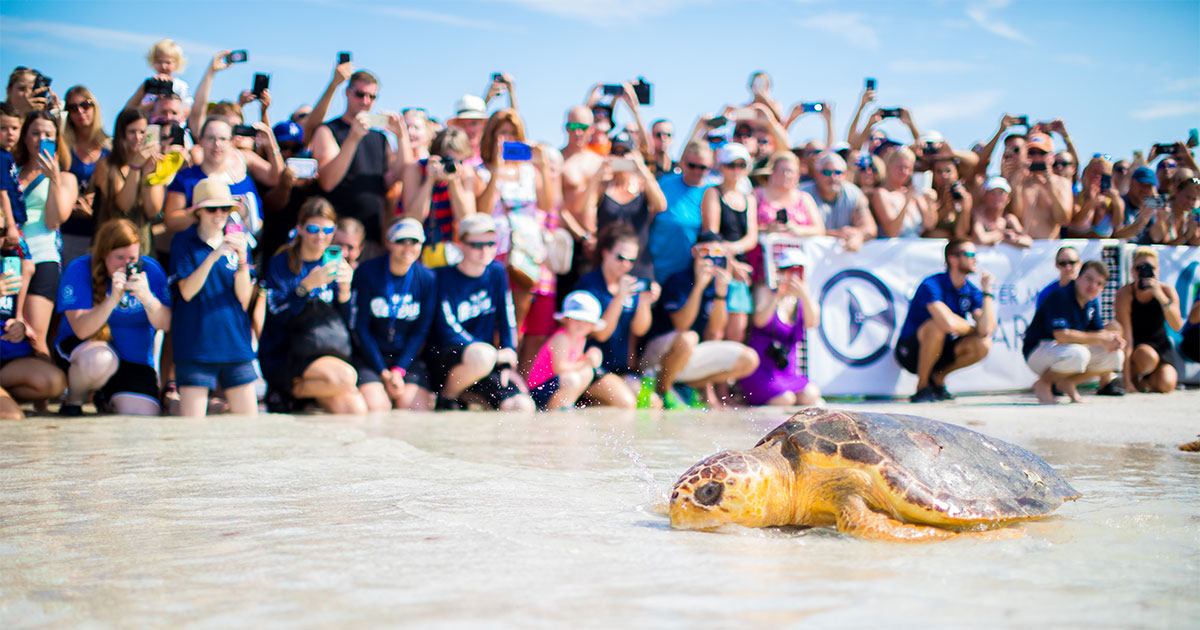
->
<box><xmin>835</xmin><ymin>496</ymin><xmax>960</xmax><ymax>542</ymax></box>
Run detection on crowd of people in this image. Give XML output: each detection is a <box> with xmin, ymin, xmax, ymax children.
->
<box><xmin>2</xmin><ymin>41</ymin><xmax>1199</xmax><ymax>418</ymax></box>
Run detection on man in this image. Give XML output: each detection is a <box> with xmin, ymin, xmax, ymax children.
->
<box><xmin>895</xmin><ymin>239</ymin><xmax>996</xmax><ymax>403</ymax></box>
<box><xmin>446</xmin><ymin>94</ymin><xmax>487</xmax><ymax>166</ymax></box>
<box><xmin>649</xmin><ymin>142</ymin><xmax>713</xmax><ymax>282</ymax></box>
<box><xmin>1010</xmin><ymin>132</ymin><xmax>1073</xmax><ymax>239</ymax></box>
<box><xmin>560</xmin><ymin>106</ymin><xmax>604</xmax><ymax>217</ymax></box>
<box><xmin>643</xmin><ymin>231</ymin><xmax>760</xmax><ymax>408</ymax></box>
<box><xmin>150</xmin><ymin>92</ymin><xmax>188</xmax><ymax>127</ymax></box>
<box><xmin>799</xmin><ymin>152</ymin><xmax>877</xmax><ymax>251</ymax></box>
<box><xmin>311</xmin><ymin>70</ymin><xmax>404</xmax><ymax>245</ymax></box>
<box><xmin>971</xmin><ymin>176</ymin><xmax>1031</xmax><ymax>247</ymax></box>
<box><xmin>333</xmin><ymin>217</ymin><xmax>365</xmax><ymax>269</ymax></box>
<box><xmin>1113</xmin><ymin>166</ymin><xmax>1158</xmax><ymax>241</ymax></box>
<box><xmin>1114</xmin><ymin>248</ymin><xmax>1182</xmax><ymax>393</ymax></box>
<box><xmin>649</xmin><ymin>118</ymin><xmax>677</xmax><ymax>177</ymax></box>
<box><xmin>1023</xmin><ymin>260</ymin><xmax>1124</xmax><ymax>404</ymax></box>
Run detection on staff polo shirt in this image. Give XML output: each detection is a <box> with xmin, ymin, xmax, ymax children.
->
<box><xmin>1022</xmin><ymin>281</ymin><xmax>1103</xmax><ymax>358</ymax></box>
<box><xmin>432</xmin><ymin>262</ymin><xmax>516</xmax><ymax>351</ymax></box>
<box><xmin>573</xmin><ymin>269</ymin><xmax>641</xmax><ymax>373</ymax></box>
<box><xmin>55</xmin><ymin>255</ymin><xmax>172</xmax><ymax>366</ymax></box>
<box><xmin>168</xmin><ymin>225</ymin><xmax>255</xmax><ymax>364</ymax></box>
<box><xmin>898</xmin><ymin>271</ymin><xmax>984</xmax><ymax>340</ymax></box>
<box><xmin>352</xmin><ymin>255</ymin><xmax>436</xmax><ymax>373</ymax></box>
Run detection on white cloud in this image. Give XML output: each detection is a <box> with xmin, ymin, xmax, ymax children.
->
<box><xmin>369</xmin><ymin>6</ymin><xmax>508</xmax><ymax>30</ymax></box>
<box><xmin>909</xmin><ymin>90</ymin><xmax>1004</xmax><ymax>127</ymax></box>
<box><xmin>965</xmin><ymin>0</ymin><xmax>1029</xmax><ymax>44</ymax></box>
<box><xmin>886</xmin><ymin>59</ymin><xmax>977</xmax><ymax>74</ymax></box>
<box><xmin>1130</xmin><ymin>101</ymin><xmax>1200</xmax><ymax>121</ymax></box>
<box><xmin>489</xmin><ymin>0</ymin><xmax>695</xmax><ymax>24</ymax></box>
<box><xmin>1162</xmin><ymin>76</ymin><xmax>1200</xmax><ymax>92</ymax></box>
<box><xmin>796</xmin><ymin>12</ymin><xmax>880</xmax><ymax>51</ymax></box>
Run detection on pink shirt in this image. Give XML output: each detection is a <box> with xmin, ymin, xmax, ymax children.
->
<box><xmin>526</xmin><ymin>329</ymin><xmax>585</xmax><ymax>389</ymax></box>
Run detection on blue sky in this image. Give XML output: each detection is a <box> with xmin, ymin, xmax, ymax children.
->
<box><xmin>2</xmin><ymin>0</ymin><xmax>1198</xmax><ymax>165</ymax></box>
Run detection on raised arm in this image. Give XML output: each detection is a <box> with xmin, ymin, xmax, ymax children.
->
<box><xmin>846</xmin><ymin>88</ymin><xmax>877</xmax><ymax>145</ymax></box>
<box><xmin>302</xmin><ymin>62</ymin><xmax>354</xmax><ymax>149</ymax></box>
<box><xmin>188</xmin><ymin>51</ymin><xmax>231</xmax><ymax>138</ymax></box>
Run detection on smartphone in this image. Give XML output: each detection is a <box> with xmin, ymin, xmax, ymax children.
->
<box><xmin>632</xmin><ymin>78</ymin><xmax>652</xmax><ymax>105</ymax></box>
<box><xmin>252</xmin><ymin>73</ymin><xmax>269</xmax><ymax>97</ymax></box>
<box><xmin>801</xmin><ymin>102</ymin><xmax>824</xmax><ymax>113</ymax></box>
<box><xmin>776</xmin><ymin>208</ymin><xmax>788</xmax><ymax>223</ymax></box>
<box><xmin>630</xmin><ymin>277</ymin><xmax>649</xmax><ymax>293</ymax></box>
<box><xmin>166</xmin><ymin>124</ymin><xmax>186</xmax><ymax>146</ymax></box>
<box><xmin>364</xmin><ymin>112</ymin><xmax>391</xmax><ymax>130</ymax></box>
<box><xmin>338</xmin><ymin>51</ymin><xmax>351</xmax><ymax>65</ymax></box>
<box><xmin>1100</xmin><ymin>174</ymin><xmax>1112</xmax><ymax>191</ymax></box>
<box><xmin>610</xmin><ymin>158</ymin><xmax>635</xmax><ymax>173</ymax></box>
<box><xmin>231</xmin><ymin>124</ymin><xmax>257</xmax><ymax>138</ymax></box>
<box><xmin>491</xmin><ymin>73</ymin><xmax>503</xmax><ymax>83</ymax></box>
<box><xmin>1153</xmin><ymin>143</ymin><xmax>1176</xmax><ymax>155</ymax></box>
<box><xmin>125</xmin><ymin>259</ymin><xmax>141</xmax><ymax>276</ymax></box>
<box><xmin>602</xmin><ymin>84</ymin><xmax>624</xmax><ymax>96</ymax></box>
<box><xmin>225</xmin><ymin>221</ymin><xmax>243</xmax><ymax>235</ymax></box>
<box><xmin>705</xmin><ymin>255</ymin><xmax>727</xmax><ymax>268</ymax></box>
<box><xmin>1014</xmin><ymin>115</ymin><xmax>1029</xmax><ymax>126</ymax></box>
<box><xmin>2</xmin><ymin>255</ymin><xmax>20</xmax><ymax>279</ymax></box>
<box><xmin>707</xmin><ymin>116</ymin><xmax>728</xmax><ymax>129</ymax></box>
<box><xmin>502</xmin><ymin>141</ymin><xmax>532</xmax><ymax>162</ymax></box>
<box><xmin>1029</xmin><ymin>161</ymin><xmax>1048</xmax><ymax>173</ymax></box>
<box><xmin>33</xmin><ymin>73</ymin><xmax>51</xmax><ymax>92</ymax></box>
<box><xmin>865</xmin><ymin>77</ymin><xmax>876</xmax><ymax>91</ymax></box>
<box><xmin>144</xmin><ymin>124</ymin><xmax>161</xmax><ymax>147</ymax></box>
<box><xmin>322</xmin><ymin>245</ymin><xmax>342</xmax><ymax>275</ymax></box>
<box><xmin>1189</xmin><ymin>128</ymin><xmax>1199</xmax><ymax>148</ymax></box>
<box><xmin>879</xmin><ymin>108</ymin><xmax>901</xmax><ymax>119</ymax></box>
<box><xmin>225</xmin><ymin>50</ymin><xmax>248</xmax><ymax>64</ymax></box>
<box><xmin>39</xmin><ymin>138</ymin><xmax>56</xmax><ymax>157</ymax></box>
<box><xmin>286</xmin><ymin>157</ymin><xmax>318</xmax><ymax>179</ymax></box>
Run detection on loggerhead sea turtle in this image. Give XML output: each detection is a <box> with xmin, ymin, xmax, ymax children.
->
<box><xmin>669</xmin><ymin>408</ymin><xmax>1080</xmax><ymax>541</ymax></box>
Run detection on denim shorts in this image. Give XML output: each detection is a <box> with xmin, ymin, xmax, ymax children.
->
<box><xmin>176</xmin><ymin>360</ymin><xmax>259</xmax><ymax>391</ymax></box>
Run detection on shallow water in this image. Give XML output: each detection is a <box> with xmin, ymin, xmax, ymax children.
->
<box><xmin>2</xmin><ymin>393</ymin><xmax>1198</xmax><ymax>628</ymax></box>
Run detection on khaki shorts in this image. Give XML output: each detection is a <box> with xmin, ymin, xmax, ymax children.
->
<box><xmin>1026</xmin><ymin>341</ymin><xmax>1123</xmax><ymax>376</ymax></box>
<box><xmin>641</xmin><ymin>332</ymin><xmax>746</xmax><ymax>384</ymax></box>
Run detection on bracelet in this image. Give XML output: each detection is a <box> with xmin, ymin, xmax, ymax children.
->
<box><xmin>983</xmin><ymin>292</ymin><xmax>995</xmax><ymax>299</ymax></box>
<box><xmin>714</xmin><ymin>294</ymin><xmax>728</xmax><ymax>300</ymax></box>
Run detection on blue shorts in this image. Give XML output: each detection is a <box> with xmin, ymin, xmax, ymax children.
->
<box><xmin>528</xmin><ymin>376</ymin><xmax>560</xmax><ymax>411</ymax></box>
<box><xmin>176</xmin><ymin>360</ymin><xmax>259</xmax><ymax>391</ymax></box>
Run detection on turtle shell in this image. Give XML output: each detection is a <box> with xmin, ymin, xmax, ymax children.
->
<box><xmin>757</xmin><ymin>409</ymin><xmax>1080</xmax><ymax>523</ymax></box>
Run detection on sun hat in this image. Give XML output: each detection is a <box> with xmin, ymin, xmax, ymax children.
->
<box><xmin>189</xmin><ymin>178</ymin><xmax>241</xmax><ymax>210</ymax></box>
<box><xmin>450</xmin><ymin>94</ymin><xmax>487</xmax><ymax>121</ymax></box>
<box><xmin>554</xmin><ymin>291</ymin><xmax>606</xmax><ymax>330</ymax></box>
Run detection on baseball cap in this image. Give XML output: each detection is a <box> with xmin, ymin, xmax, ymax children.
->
<box><xmin>1026</xmin><ymin>132</ymin><xmax>1053</xmax><ymax>153</ymax></box>
<box><xmin>387</xmin><ymin>218</ymin><xmax>426</xmax><ymax>243</ymax></box>
<box><xmin>273</xmin><ymin>121</ymin><xmax>303</xmax><ymax>145</ymax></box>
<box><xmin>554</xmin><ymin>291</ymin><xmax>606</xmax><ymax>331</ymax></box>
<box><xmin>776</xmin><ymin>248</ymin><xmax>809</xmax><ymax>269</ymax></box>
<box><xmin>984</xmin><ymin>176</ymin><xmax>1012</xmax><ymax>193</ymax></box>
<box><xmin>457</xmin><ymin>213</ymin><xmax>497</xmax><ymax>238</ymax></box>
<box><xmin>610</xmin><ymin>130</ymin><xmax>634</xmax><ymax>153</ymax></box>
<box><xmin>716</xmin><ymin>142</ymin><xmax>751</xmax><ymax>165</ymax></box>
<box><xmin>1131</xmin><ymin>166</ymin><xmax>1157</xmax><ymax>185</ymax></box>
<box><xmin>450</xmin><ymin>94</ymin><xmax>487</xmax><ymax>121</ymax></box>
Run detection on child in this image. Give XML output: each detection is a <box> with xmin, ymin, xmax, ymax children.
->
<box><xmin>525</xmin><ymin>291</ymin><xmax>606</xmax><ymax>411</ymax></box>
<box><xmin>0</xmin><ymin>101</ymin><xmax>23</xmax><ymax>248</ymax></box>
<box><xmin>133</xmin><ymin>39</ymin><xmax>190</xmax><ymax>109</ymax></box>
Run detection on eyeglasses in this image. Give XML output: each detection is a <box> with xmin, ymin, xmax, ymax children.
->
<box><xmin>722</xmin><ymin>161</ymin><xmax>748</xmax><ymax>170</ymax></box>
<box><xmin>566</xmin><ymin>122</ymin><xmax>590</xmax><ymax>132</ymax></box>
<box><xmin>66</xmin><ymin>100</ymin><xmax>94</xmax><ymax>113</ymax></box>
<box><xmin>684</xmin><ymin>162</ymin><xmax>710</xmax><ymax>171</ymax></box>
<box><xmin>820</xmin><ymin>169</ymin><xmax>844</xmax><ymax>177</ymax></box>
<box><xmin>304</xmin><ymin>224</ymin><xmax>336</xmax><ymax>235</ymax></box>
<box><xmin>202</xmin><ymin>205</ymin><xmax>233</xmax><ymax>214</ymax></box>
<box><xmin>354</xmin><ymin>90</ymin><xmax>377</xmax><ymax>101</ymax></box>
<box><xmin>464</xmin><ymin>240</ymin><xmax>497</xmax><ymax>249</ymax></box>
<box><xmin>615</xmin><ymin>253</ymin><xmax>636</xmax><ymax>264</ymax></box>
<box><xmin>203</xmin><ymin>135</ymin><xmax>233</xmax><ymax>145</ymax></box>
<box><xmin>392</xmin><ymin>238</ymin><xmax>421</xmax><ymax>246</ymax></box>
<box><xmin>1056</xmin><ymin>259</ymin><xmax>1080</xmax><ymax>267</ymax></box>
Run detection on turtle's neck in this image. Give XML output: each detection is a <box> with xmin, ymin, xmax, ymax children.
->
<box><xmin>754</xmin><ymin>448</ymin><xmax>799</xmax><ymax>526</ymax></box>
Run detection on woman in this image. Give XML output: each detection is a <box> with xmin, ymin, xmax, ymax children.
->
<box><xmin>740</xmin><ymin>250</ymin><xmax>822</xmax><ymax>406</ymax></box>
<box><xmin>570</xmin><ymin>223</ymin><xmax>658</xmax><ymax>408</ymax></box>
<box><xmin>750</xmin><ymin>151</ymin><xmax>824</xmax><ymax>284</ymax></box>
<box><xmin>871</xmin><ymin>147</ymin><xmax>936</xmax><ymax>238</ymax></box>
<box><xmin>352</xmin><ymin>218</ymin><xmax>437</xmax><ymax>411</ymax></box>
<box><xmin>1064</xmin><ymin>156</ymin><xmax>1124</xmax><ymax>238</ymax></box>
<box><xmin>701</xmin><ymin>143</ymin><xmax>757</xmax><ymax>344</ymax></box>
<box><xmin>13</xmin><ymin>110</ymin><xmax>78</xmax><ymax>356</ymax></box>
<box><xmin>53</xmin><ymin>219</ymin><xmax>171</xmax><ymax>416</ymax></box>
<box><xmin>850</xmin><ymin>152</ymin><xmax>885</xmax><ymax>199</ymax></box>
<box><xmin>260</xmin><ymin>197</ymin><xmax>365</xmax><ymax>414</ymax></box>
<box><xmin>580</xmin><ymin>132</ymin><xmax>666</xmax><ymax>279</ymax></box>
<box><xmin>60</xmin><ymin>86</ymin><xmax>111</xmax><ymax>266</ymax></box>
<box><xmin>6</xmin><ymin>67</ymin><xmax>54</xmax><ymax>115</ymax></box>
<box><xmin>401</xmin><ymin>127</ymin><xmax>477</xmax><ymax>260</ymax></box>
<box><xmin>1115</xmin><ymin>248</ymin><xmax>1183</xmax><ymax>394</ymax></box>
<box><xmin>92</xmin><ymin>109</ymin><xmax>164</xmax><ymax>254</ymax></box>
<box><xmin>925</xmin><ymin>157</ymin><xmax>972</xmax><ymax>238</ymax></box>
<box><xmin>1148</xmin><ymin>176</ymin><xmax>1200</xmax><ymax>245</ymax></box>
<box><xmin>169</xmin><ymin>179</ymin><xmax>257</xmax><ymax>416</ymax></box>
<box><xmin>1</xmin><ymin>227</ymin><xmax>65</xmax><ymax>418</ymax></box>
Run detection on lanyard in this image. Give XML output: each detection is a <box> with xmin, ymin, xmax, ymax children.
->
<box><xmin>384</xmin><ymin>269</ymin><xmax>414</xmax><ymax>343</ymax></box>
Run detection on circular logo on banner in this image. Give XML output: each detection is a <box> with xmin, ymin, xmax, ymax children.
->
<box><xmin>818</xmin><ymin>270</ymin><xmax>896</xmax><ymax>367</ymax></box>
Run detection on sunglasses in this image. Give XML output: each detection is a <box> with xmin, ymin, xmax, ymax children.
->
<box><xmin>723</xmin><ymin>161</ymin><xmax>748</xmax><ymax>169</ymax></box>
<box><xmin>684</xmin><ymin>162</ymin><xmax>710</xmax><ymax>171</ymax></box>
<box><xmin>354</xmin><ymin>90</ymin><xmax>377</xmax><ymax>101</ymax></box>
<box><xmin>820</xmin><ymin>169</ymin><xmax>844</xmax><ymax>177</ymax></box>
<box><xmin>1053</xmin><ymin>161</ymin><xmax>1073</xmax><ymax>168</ymax></box>
<box><xmin>464</xmin><ymin>240</ymin><xmax>497</xmax><ymax>249</ymax></box>
<box><xmin>1114</xmin><ymin>166</ymin><xmax>1129</xmax><ymax>173</ymax></box>
<box><xmin>654</xmin><ymin>131</ymin><xmax>672</xmax><ymax>138</ymax></box>
<box><xmin>1056</xmin><ymin>259</ymin><xmax>1080</xmax><ymax>267</ymax></box>
<box><xmin>304</xmin><ymin>224</ymin><xmax>336</xmax><ymax>235</ymax></box>
<box><xmin>201</xmin><ymin>205</ymin><xmax>233</xmax><ymax>214</ymax></box>
<box><xmin>1029</xmin><ymin>150</ymin><xmax>1048</xmax><ymax>156</ymax></box>
<box><xmin>66</xmin><ymin>100</ymin><xmax>94</xmax><ymax>113</ymax></box>
<box><xmin>392</xmin><ymin>238</ymin><xmax>421</xmax><ymax>246</ymax></box>
<box><xmin>956</xmin><ymin>251</ymin><xmax>977</xmax><ymax>259</ymax></box>
<box><xmin>566</xmin><ymin>122</ymin><xmax>590</xmax><ymax>132</ymax></box>
<box><xmin>1158</xmin><ymin>161</ymin><xmax>1177</xmax><ymax>169</ymax></box>
<box><xmin>615</xmin><ymin>253</ymin><xmax>636</xmax><ymax>263</ymax></box>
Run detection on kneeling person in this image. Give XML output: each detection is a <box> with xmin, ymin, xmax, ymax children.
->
<box><xmin>526</xmin><ymin>291</ymin><xmax>617</xmax><ymax>410</ymax></box>
<box><xmin>895</xmin><ymin>238</ymin><xmax>996</xmax><ymax>402</ymax></box>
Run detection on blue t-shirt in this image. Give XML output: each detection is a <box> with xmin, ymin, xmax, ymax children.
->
<box><xmin>432</xmin><ymin>262</ymin><xmax>516</xmax><ymax>351</ymax></box>
<box><xmin>0</xmin><ymin>150</ymin><xmax>24</xmax><ymax>225</ymax></box>
<box><xmin>650</xmin><ymin>267</ymin><xmax>716</xmax><ymax>340</ymax></box>
<box><xmin>259</xmin><ymin>251</ymin><xmax>351</xmax><ymax>377</ymax></box>
<box><xmin>573</xmin><ymin>269</ymin><xmax>641</xmax><ymax>373</ymax></box>
<box><xmin>649</xmin><ymin>173</ymin><xmax>709</xmax><ymax>282</ymax></box>
<box><xmin>1022</xmin><ymin>281</ymin><xmax>1103</xmax><ymax>358</ymax></box>
<box><xmin>898</xmin><ymin>272</ymin><xmax>984</xmax><ymax>340</ymax></box>
<box><xmin>55</xmin><ymin>255</ymin><xmax>171</xmax><ymax>366</ymax></box>
<box><xmin>168</xmin><ymin>165</ymin><xmax>263</xmax><ymax>231</ymax></box>
<box><xmin>168</xmin><ymin>225</ymin><xmax>255</xmax><ymax>364</ymax></box>
<box><xmin>351</xmin><ymin>256</ymin><xmax>436</xmax><ymax>373</ymax></box>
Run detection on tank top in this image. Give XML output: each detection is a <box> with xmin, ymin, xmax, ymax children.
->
<box><xmin>20</xmin><ymin>176</ymin><xmax>60</xmax><ymax>264</ymax></box>
<box><xmin>526</xmin><ymin>329</ymin><xmax>584</xmax><ymax>389</ymax></box>
<box><xmin>1131</xmin><ymin>291</ymin><xmax>1170</xmax><ymax>353</ymax></box>
<box><xmin>598</xmin><ymin>191</ymin><xmax>649</xmax><ymax>234</ymax></box>
<box><xmin>718</xmin><ymin>190</ymin><xmax>749</xmax><ymax>262</ymax></box>
<box><xmin>324</xmin><ymin>118</ymin><xmax>389</xmax><ymax>243</ymax></box>
<box><xmin>63</xmin><ymin>147</ymin><xmax>110</xmax><ymax>237</ymax></box>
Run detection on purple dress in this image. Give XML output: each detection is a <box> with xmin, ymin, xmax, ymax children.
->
<box><xmin>740</xmin><ymin>305</ymin><xmax>810</xmax><ymax>406</ymax></box>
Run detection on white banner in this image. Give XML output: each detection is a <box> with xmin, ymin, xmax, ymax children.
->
<box><xmin>762</xmin><ymin>236</ymin><xmax>1117</xmax><ymax>396</ymax></box>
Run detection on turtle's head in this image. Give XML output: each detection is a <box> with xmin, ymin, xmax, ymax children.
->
<box><xmin>669</xmin><ymin>449</ymin><xmax>791</xmax><ymax>530</ymax></box>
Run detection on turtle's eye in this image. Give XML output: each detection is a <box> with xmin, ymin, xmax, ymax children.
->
<box><xmin>693</xmin><ymin>481</ymin><xmax>724</xmax><ymax>506</ymax></box>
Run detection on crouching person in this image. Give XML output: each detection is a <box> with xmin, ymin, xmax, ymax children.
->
<box><xmin>2</xmin><ymin>240</ymin><xmax>66</xmax><ymax>418</ymax></box>
<box><xmin>1023</xmin><ymin>260</ymin><xmax>1124</xmax><ymax>404</ymax></box>
<box><xmin>526</xmin><ymin>291</ymin><xmax>614</xmax><ymax>410</ymax></box>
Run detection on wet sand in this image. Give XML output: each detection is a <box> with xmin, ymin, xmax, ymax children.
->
<box><xmin>2</xmin><ymin>391</ymin><xmax>1198</xmax><ymax>628</ymax></box>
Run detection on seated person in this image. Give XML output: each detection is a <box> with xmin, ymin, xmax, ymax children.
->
<box><xmin>894</xmin><ymin>239</ymin><xmax>995</xmax><ymax>402</ymax></box>
<box><xmin>427</xmin><ymin>214</ymin><xmax>533</xmax><ymax>412</ymax></box>
<box><xmin>971</xmin><ymin>177</ymin><xmax>1031</xmax><ymax>248</ymax></box>
<box><xmin>53</xmin><ymin>219</ymin><xmax>172</xmax><ymax>416</ymax></box>
<box><xmin>740</xmin><ymin>249</ymin><xmax>822</xmax><ymax>407</ymax></box>
<box><xmin>526</xmin><ymin>291</ymin><xmax>610</xmax><ymax>411</ymax></box>
<box><xmin>1023</xmin><ymin>260</ymin><xmax>1125</xmax><ymax>404</ymax></box>
<box><xmin>1</xmin><ymin>234</ymin><xmax>66</xmax><ymax>419</ymax></box>
<box><xmin>352</xmin><ymin>218</ymin><xmax>437</xmax><ymax>411</ymax></box>
<box><xmin>641</xmin><ymin>231</ymin><xmax>760</xmax><ymax>408</ymax></box>
<box><xmin>1115</xmin><ymin>248</ymin><xmax>1183</xmax><ymax>393</ymax></box>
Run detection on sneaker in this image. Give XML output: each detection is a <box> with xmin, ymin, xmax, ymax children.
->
<box><xmin>435</xmin><ymin>395</ymin><xmax>464</xmax><ymax>411</ymax></box>
<box><xmin>59</xmin><ymin>404</ymin><xmax>84</xmax><ymax>417</ymax></box>
<box><xmin>932</xmin><ymin>383</ymin><xmax>955</xmax><ymax>401</ymax></box>
<box><xmin>1096</xmin><ymin>381</ymin><xmax>1125</xmax><ymax>396</ymax></box>
<box><xmin>910</xmin><ymin>386</ymin><xmax>940</xmax><ymax>403</ymax></box>
<box><xmin>662</xmin><ymin>390</ymin><xmax>688</xmax><ymax>410</ymax></box>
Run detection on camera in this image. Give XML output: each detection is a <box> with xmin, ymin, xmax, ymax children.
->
<box><xmin>232</xmin><ymin>124</ymin><xmax>257</xmax><ymax>138</ymax></box>
<box><xmin>442</xmin><ymin>156</ymin><xmax>458</xmax><ymax>174</ymax></box>
<box><xmin>879</xmin><ymin>108</ymin><xmax>901</xmax><ymax>119</ymax></box>
<box><xmin>1029</xmin><ymin>161</ymin><xmax>1048</xmax><ymax>173</ymax></box>
<box><xmin>951</xmin><ymin>183</ymin><xmax>965</xmax><ymax>200</ymax></box>
<box><xmin>1013</xmin><ymin>115</ymin><xmax>1029</xmax><ymax>127</ymax></box>
<box><xmin>143</xmin><ymin>77</ymin><xmax>173</xmax><ymax>97</ymax></box>
<box><xmin>923</xmin><ymin>141</ymin><xmax>939</xmax><ymax>156</ymax></box>
<box><xmin>252</xmin><ymin>73</ymin><xmax>269</xmax><ymax>97</ymax></box>
<box><xmin>166</xmin><ymin>124</ymin><xmax>186</xmax><ymax>146</ymax></box>
<box><xmin>602</xmin><ymin>84</ymin><xmax>624</xmax><ymax>96</ymax></box>
<box><xmin>865</xmin><ymin>77</ymin><xmax>876</xmax><ymax>91</ymax></box>
<box><xmin>338</xmin><ymin>52</ymin><xmax>351</xmax><ymax>64</ymax></box>
<box><xmin>1153</xmin><ymin>143</ymin><xmax>1176</xmax><ymax>156</ymax></box>
<box><xmin>1136</xmin><ymin>261</ymin><xmax>1155</xmax><ymax>289</ymax></box>
<box><xmin>765</xmin><ymin>341</ymin><xmax>790</xmax><ymax>370</ymax></box>
<box><xmin>801</xmin><ymin>102</ymin><xmax>824</xmax><ymax>114</ymax></box>
<box><xmin>632</xmin><ymin>78</ymin><xmax>652</xmax><ymax>106</ymax></box>
<box><xmin>224</xmin><ymin>50</ymin><xmax>248</xmax><ymax>64</ymax></box>
<box><xmin>705</xmin><ymin>255</ymin><xmax>726</xmax><ymax>268</ymax></box>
